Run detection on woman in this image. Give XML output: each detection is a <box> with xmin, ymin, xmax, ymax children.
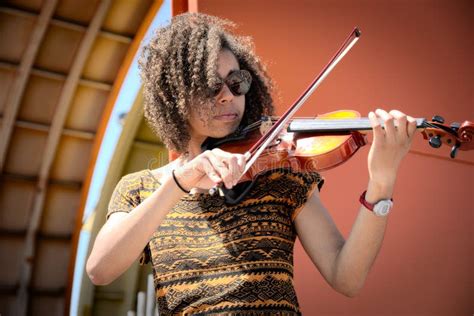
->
<box><xmin>87</xmin><ymin>13</ymin><xmax>416</xmax><ymax>315</ymax></box>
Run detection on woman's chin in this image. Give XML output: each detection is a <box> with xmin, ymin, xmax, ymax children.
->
<box><xmin>209</xmin><ymin>122</ymin><xmax>240</xmax><ymax>138</ymax></box>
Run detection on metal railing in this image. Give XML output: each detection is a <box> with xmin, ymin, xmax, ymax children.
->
<box><xmin>127</xmin><ymin>274</ymin><xmax>159</xmax><ymax>316</ymax></box>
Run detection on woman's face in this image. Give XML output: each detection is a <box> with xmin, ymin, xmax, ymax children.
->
<box><xmin>187</xmin><ymin>49</ymin><xmax>246</xmax><ymax>141</ymax></box>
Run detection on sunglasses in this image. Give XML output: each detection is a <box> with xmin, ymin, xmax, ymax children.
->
<box><xmin>210</xmin><ymin>69</ymin><xmax>252</xmax><ymax>97</ymax></box>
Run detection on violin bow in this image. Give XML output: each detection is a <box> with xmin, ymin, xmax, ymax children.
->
<box><xmin>244</xmin><ymin>28</ymin><xmax>361</xmax><ymax>174</ymax></box>
<box><xmin>210</xmin><ymin>28</ymin><xmax>361</xmax><ymax>196</ymax></box>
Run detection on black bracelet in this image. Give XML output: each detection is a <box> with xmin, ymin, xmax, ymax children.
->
<box><xmin>172</xmin><ymin>169</ymin><xmax>190</xmax><ymax>193</ymax></box>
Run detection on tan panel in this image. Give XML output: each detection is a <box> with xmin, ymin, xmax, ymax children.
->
<box><xmin>0</xmin><ymin>238</ymin><xmax>24</xmax><ymax>286</ymax></box>
<box><xmin>0</xmin><ymin>68</ymin><xmax>15</xmax><ymax>114</ymax></box>
<box><xmin>4</xmin><ymin>0</ymin><xmax>44</xmax><ymax>12</ymax></box>
<box><xmin>39</xmin><ymin>184</ymin><xmax>81</xmax><ymax>236</ymax></box>
<box><xmin>32</xmin><ymin>239</ymin><xmax>70</xmax><ymax>288</ymax></box>
<box><xmin>92</xmin><ymin>297</ymin><xmax>126</xmax><ymax>316</ymax></box>
<box><xmin>135</xmin><ymin>117</ymin><xmax>162</xmax><ymax>143</ymax></box>
<box><xmin>34</xmin><ymin>23</ymin><xmax>83</xmax><ymax>74</ymax></box>
<box><xmin>125</xmin><ymin>142</ymin><xmax>168</xmax><ymax>173</ymax></box>
<box><xmin>0</xmin><ymin>10</ymin><xmax>35</xmax><ymax>63</ymax></box>
<box><xmin>4</xmin><ymin>127</ymin><xmax>47</xmax><ymax>176</ymax></box>
<box><xmin>30</xmin><ymin>296</ymin><xmax>64</xmax><ymax>316</ymax></box>
<box><xmin>0</xmin><ymin>180</ymin><xmax>36</xmax><ymax>230</ymax></box>
<box><xmin>64</xmin><ymin>84</ymin><xmax>109</xmax><ymax>132</ymax></box>
<box><xmin>17</xmin><ymin>74</ymin><xmax>64</xmax><ymax>125</ymax></box>
<box><xmin>136</xmin><ymin>264</ymin><xmax>153</xmax><ymax>292</ymax></box>
<box><xmin>102</xmin><ymin>0</ymin><xmax>154</xmax><ymax>36</ymax></box>
<box><xmin>49</xmin><ymin>135</ymin><xmax>92</xmax><ymax>182</ymax></box>
<box><xmin>81</xmin><ymin>36</ymin><xmax>129</xmax><ymax>83</ymax></box>
<box><xmin>92</xmin><ymin>261</ymin><xmax>141</xmax><ymax>316</ymax></box>
<box><xmin>54</xmin><ymin>0</ymin><xmax>100</xmax><ymax>25</ymax></box>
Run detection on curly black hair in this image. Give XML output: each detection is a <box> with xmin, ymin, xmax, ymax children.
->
<box><xmin>138</xmin><ymin>12</ymin><xmax>275</xmax><ymax>153</ymax></box>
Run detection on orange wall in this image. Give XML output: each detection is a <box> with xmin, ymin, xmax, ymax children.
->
<box><xmin>194</xmin><ymin>0</ymin><xmax>473</xmax><ymax>314</ymax></box>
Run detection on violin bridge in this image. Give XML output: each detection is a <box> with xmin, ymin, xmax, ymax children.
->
<box><xmin>260</xmin><ymin>116</ymin><xmax>273</xmax><ymax>136</ymax></box>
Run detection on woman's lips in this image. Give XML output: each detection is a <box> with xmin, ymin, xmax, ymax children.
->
<box><xmin>214</xmin><ymin>113</ymin><xmax>238</xmax><ymax>121</ymax></box>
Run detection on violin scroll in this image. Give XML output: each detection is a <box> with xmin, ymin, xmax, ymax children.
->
<box><xmin>421</xmin><ymin>115</ymin><xmax>474</xmax><ymax>158</ymax></box>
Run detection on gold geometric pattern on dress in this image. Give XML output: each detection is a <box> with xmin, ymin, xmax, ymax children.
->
<box><xmin>107</xmin><ymin>168</ymin><xmax>323</xmax><ymax>315</ymax></box>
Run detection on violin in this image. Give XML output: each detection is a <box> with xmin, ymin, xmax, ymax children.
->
<box><xmin>204</xmin><ymin>111</ymin><xmax>473</xmax><ymax>204</ymax></box>
<box><xmin>203</xmin><ymin>28</ymin><xmax>473</xmax><ymax>205</ymax></box>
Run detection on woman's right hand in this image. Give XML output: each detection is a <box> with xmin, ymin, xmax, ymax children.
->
<box><xmin>173</xmin><ymin>149</ymin><xmax>247</xmax><ymax>191</ymax></box>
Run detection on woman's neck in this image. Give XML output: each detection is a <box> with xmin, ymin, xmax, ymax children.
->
<box><xmin>180</xmin><ymin>136</ymin><xmax>207</xmax><ymax>162</ymax></box>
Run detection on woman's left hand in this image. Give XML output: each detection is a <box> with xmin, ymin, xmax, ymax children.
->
<box><xmin>367</xmin><ymin>109</ymin><xmax>417</xmax><ymax>188</ymax></box>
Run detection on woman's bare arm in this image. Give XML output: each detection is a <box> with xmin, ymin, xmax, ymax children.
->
<box><xmin>86</xmin><ymin>175</ymin><xmax>185</xmax><ymax>285</ymax></box>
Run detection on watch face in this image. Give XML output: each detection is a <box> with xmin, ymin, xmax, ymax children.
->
<box><xmin>374</xmin><ymin>200</ymin><xmax>393</xmax><ymax>216</ymax></box>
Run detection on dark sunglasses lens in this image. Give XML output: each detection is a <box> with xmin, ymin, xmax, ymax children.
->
<box><xmin>210</xmin><ymin>82</ymin><xmax>224</xmax><ymax>97</ymax></box>
<box><xmin>226</xmin><ymin>70</ymin><xmax>252</xmax><ymax>96</ymax></box>
<box><xmin>209</xmin><ymin>70</ymin><xmax>252</xmax><ymax>97</ymax></box>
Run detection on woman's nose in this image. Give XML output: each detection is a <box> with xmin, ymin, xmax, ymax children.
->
<box><xmin>217</xmin><ymin>84</ymin><xmax>234</xmax><ymax>104</ymax></box>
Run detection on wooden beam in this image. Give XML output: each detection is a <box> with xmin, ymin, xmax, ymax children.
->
<box><xmin>0</xmin><ymin>229</ymin><xmax>72</xmax><ymax>241</ymax></box>
<box><xmin>0</xmin><ymin>61</ymin><xmax>113</xmax><ymax>90</ymax></box>
<box><xmin>14</xmin><ymin>1</ymin><xmax>111</xmax><ymax>315</ymax></box>
<box><xmin>30</xmin><ymin>287</ymin><xmax>66</xmax><ymax>297</ymax></box>
<box><xmin>0</xmin><ymin>114</ymin><xmax>168</xmax><ymax>149</ymax></box>
<box><xmin>0</xmin><ymin>113</ymin><xmax>97</xmax><ymax>141</ymax></box>
<box><xmin>0</xmin><ymin>284</ymin><xmax>18</xmax><ymax>295</ymax></box>
<box><xmin>78</xmin><ymin>77</ymin><xmax>113</xmax><ymax>91</ymax></box>
<box><xmin>30</xmin><ymin>67</ymin><xmax>65</xmax><ymax>81</ymax></box>
<box><xmin>0</xmin><ymin>229</ymin><xmax>25</xmax><ymax>238</ymax></box>
<box><xmin>0</xmin><ymin>0</ymin><xmax>58</xmax><ymax>171</ymax></box>
<box><xmin>50</xmin><ymin>18</ymin><xmax>133</xmax><ymax>44</ymax></box>
<box><xmin>0</xmin><ymin>6</ymin><xmax>36</xmax><ymax>19</ymax></box>
<box><xmin>0</xmin><ymin>6</ymin><xmax>133</xmax><ymax>44</ymax></box>
<box><xmin>99</xmin><ymin>29</ymin><xmax>133</xmax><ymax>44</ymax></box>
<box><xmin>0</xmin><ymin>61</ymin><xmax>16</xmax><ymax>71</ymax></box>
<box><xmin>0</xmin><ymin>285</ymin><xmax>66</xmax><ymax>297</ymax></box>
<box><xmin>9</xmin><ymin>118</ymin><xmax>95</xmax><ymax>140</ymax></box>
<box><xmin>0</xmin><ymin>171</ymin><xmax>82</xmax><ymax>189</ymax></box>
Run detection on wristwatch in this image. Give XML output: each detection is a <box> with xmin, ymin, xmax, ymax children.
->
<box><xmin>359</xmin><ymin>190</ymin><xmax>393</xmax><ymax>217</ymax></box>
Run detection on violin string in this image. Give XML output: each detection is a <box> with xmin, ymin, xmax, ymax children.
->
<box><xmin>240</xmin><ymin>121</ymin><xmax>259</xmax><ymax>133</ymax></box>
<box><xmin>244</xmin><ymin>118</ymin><xmax>443</xmax><ymax>134</ymax></box>
<box><xmin>424</xmin><ymin>122</ymin><xmax>438</xmax><ymax>129</ymax></box>
<box><xmin>423</xmin><ymin>121</ymin><xmax>459</xmax><ymax>137</ymax></box>
<box><xmin>243</xmin><ymin>121</ymin><xmax>261</xmax><ymax>132</ymax></box>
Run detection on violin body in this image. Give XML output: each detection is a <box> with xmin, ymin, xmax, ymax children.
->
<box><xmin>209</xmin><ymin>110</ymin><xmax>367</xmax><ymax>175</ymax></box>
<box><xmin>291</xmin><ymin>110</ymin><xmax>367</xmax><ymax>171</ymax></box>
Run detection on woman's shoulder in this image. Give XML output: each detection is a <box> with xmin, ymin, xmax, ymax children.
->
<box><xmin>116</xmin><ymin>165</ymin><xmax>170</xmax><ymax>190</ymax></box>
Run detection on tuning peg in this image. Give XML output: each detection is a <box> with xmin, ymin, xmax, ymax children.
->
<box><xmin>450</xmin><ymin>122</ymin><xmax>460</xmax><ymax>131</ymax></box>
<box><xmin>429</xmin><ymin>135</ymin><xmax>442</xmax><ymax>148</ymax></box>
<box><xmin>450</xmin><ymin>145</ymin><xmax>459</xmax><ymax>159</ymax></box>
<box><xmin>432</xmin><ymin>115</ymin><xmax>445</xmax><ymax>124</ymax></box>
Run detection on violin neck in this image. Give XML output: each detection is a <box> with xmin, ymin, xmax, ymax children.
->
<box><xmin>288</xmin><ymin>117</ymin><xmax>427</xmax><ymax>134</ymax></box>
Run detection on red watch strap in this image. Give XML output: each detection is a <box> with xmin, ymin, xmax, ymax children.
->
<box><xmin>359</xmin><ymin>190</ymin><xmax>393</xmax><ymax>211</ymax></box>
